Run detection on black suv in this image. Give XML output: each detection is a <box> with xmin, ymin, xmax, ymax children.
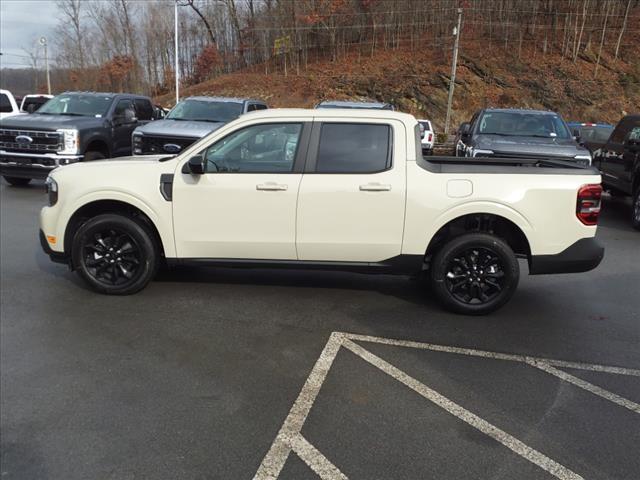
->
<box><xmin>455</xmin><ymin>108</ymin><xmax>592</xmax><ymax>166</ymax></box>
<box><xmin>0</xmin><ymin>91</ymin><xmax>156</xmax><ymax>185</ymax></box>
<box><xmin>593</xmin><ymin>114</ymin><xmax>640</xmax><ymax>230</ymax></box>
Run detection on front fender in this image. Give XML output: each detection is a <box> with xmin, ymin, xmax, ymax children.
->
<box><xmin>57</xmin><ymin>189</ymin><xmax>176</xmax><ymax>257</ymax></box>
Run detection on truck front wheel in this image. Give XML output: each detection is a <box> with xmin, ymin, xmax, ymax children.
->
<box><xmin>71</xmin><ymin>213</ymin><xmax>158</xmax><ymax>295</ymax></box>
<box><xmin>3</xmin><ymin>176</ymin><xmax>31</xmax><ymax>186</ymax></box>
<box><xmin>430</xmin><ymin>233</ymin><xmax>519</xmax><ymax>315</ymax></box>
<box><xmin>83</xmin><ymin>151</ymin><xmax>106</xmax><ymax>161</ymax></box>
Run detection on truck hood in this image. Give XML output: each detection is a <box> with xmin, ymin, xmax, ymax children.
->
<box><xmin>51</xmin><ymin>154</ymin><xmax>171</xmax><ymax>178</ymax></box>
<box><xmin>0</xmin><ymin>113</ymin><xmax>105</xmax><ymax>131</ymax></box>
<box><xmin>474</xmin><ymin>134</ymin><xmax>588</xmax><ymax>158</ymax></box>
<box><xmin>134</xmin><ymin>119</ymin><xmax>225</xmax><ymax>138</ymax></box>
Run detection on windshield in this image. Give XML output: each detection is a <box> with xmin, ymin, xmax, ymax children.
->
<box><xmin>477</xmin><ymin>112</ymin><xmax>571</xmax><ymax>139</ymax></box>
<box><xmin>38</xmin><ymin>94</ymin><xmax>113</xmax><ymax>116</ymax></box>
<box><xmin>166</xmin><ymin>100</ymin><xmax>243</xmax><ymax>122</ymax></box>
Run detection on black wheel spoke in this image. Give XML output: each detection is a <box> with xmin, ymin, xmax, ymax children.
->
<box><xmin>446</xmin><ymin>246</ymin><xmax>506</xmax><ymax>305</ymax></box>
<box><xmin>81</xmin><ymin>227</ymin><xmax>142</xmax><ymax>287</ymax></box>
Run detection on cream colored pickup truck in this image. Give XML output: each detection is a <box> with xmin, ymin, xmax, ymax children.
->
<box><xmin>40</xmin><ymin>109</ymin><xmax>604</xmax><ymax>314</ymax></box>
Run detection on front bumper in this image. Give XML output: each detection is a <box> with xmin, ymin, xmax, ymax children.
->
<box><xmin>529</xmin><ymin>237</ymin><xmax>604</xmax><ymax>274</ymax></box>
<box><xmin>39</xmin><ymin>229</ymin><xmax>69</xmax><ymax>264</ymax></box>
<box><xmin>0</xmin><ymin>150</ymin><xmax>83</xmax><ymax>179</ymax></box>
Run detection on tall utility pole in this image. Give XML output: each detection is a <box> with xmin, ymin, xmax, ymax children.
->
<box><xmin>444</xmin><ymin>8</ymin><xmax>462</xmax><ymax>135</ymax></box>
<box><xmin>174</xmin><ymin>1</ymin><xmax>180</xmax><ymax>104</ymax></box>
<box><xmin>39</xmin><ymin>36</ymin><xmax>51</xmax><ymax>95</ymax></box>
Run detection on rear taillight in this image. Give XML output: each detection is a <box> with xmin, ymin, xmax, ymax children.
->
<box><xmin>428</xmin><ymin>133</ymin><xmax>433</xmax><ymax>142</ymax></box>
<box><xmin>576</xmin><ymin>184</ymin><xmax>602</xmax><ymax>225</ymax></box>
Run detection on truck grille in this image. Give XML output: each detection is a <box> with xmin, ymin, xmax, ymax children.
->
<box><xmin>139</xmin><ymin>135</ymin><xmax>198</xmax><ymax>154</ymax></box>
<box><xmin>0</xmin><ymin>129</ymin><xmax>62</xmax><ymax>153</ymax></box>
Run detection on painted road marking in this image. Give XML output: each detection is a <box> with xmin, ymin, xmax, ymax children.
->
<box><xmin>254</xmin><ymin>332</ymin><xmax>640</xmax><ymax>480</ymax></box>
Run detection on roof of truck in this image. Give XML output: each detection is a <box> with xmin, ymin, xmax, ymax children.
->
<box><xmin>242</xmin><ymin>108</ymin><xmax>415</xmax><ymax>122</ymax></box>
<box><xmin>60</xmin><ymin>91</ymin><xmax>151</xmax><ymax>99</ymax></box>
<box><xmin>481</xmin><ymin>108</ymin><xmax>559</xmax><ymax>115</ymax></box>
<box><xmin>185</xmin><ymin>96</ymin><xmax>265</xmax><ymax>103</ymax></box>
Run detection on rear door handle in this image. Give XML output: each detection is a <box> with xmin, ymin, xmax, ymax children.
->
<box><xmin>359</xmin><ymin>183</ymin><xmax>392</xmax><ymax>191</ymax></box>
<box><xmin>256</xmin><ymin>182</ymin><xmax>288</xmax><ymax>191</ymax></box>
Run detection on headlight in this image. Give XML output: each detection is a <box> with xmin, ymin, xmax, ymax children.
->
<box><xmin>132</xmin><ymin>133</ymin><xmax>142</xmax><ymax>155</ymax></box>
<box><xmin>45</xmin><ymin>176</ymin><xmax>58</xmax><ymax>206</ymax></box>
<box><xmin>574</xmin><ymin>154</ymin><xmax>592</xmax><ymax>166</ymax></box>
<box><xmin>57</xmin><ymin>129</ymin><xmax>80</xmax><ymax>155</ymax></box>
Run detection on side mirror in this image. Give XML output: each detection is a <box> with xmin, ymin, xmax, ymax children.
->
<box><xmin>573</xmin><ymin>128</ymin><xmax>582</xmax><ymax>143</ymax></box>
<box><xmin>459</xmin><ymin>122</ymin><xmax>470</xmax><ymax>137</ymax></box>
<box><xmin>182</xmin><ymin>155</ymin><xmax>205</xmax><ymax>174</ymax></box>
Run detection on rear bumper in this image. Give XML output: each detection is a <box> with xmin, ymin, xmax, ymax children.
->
<box><xmin>529</xmin><ymin>237</ymin><xmax>604</xmax><ymax>275</ymax></box>
<box><xmin>39</xmin><ymin>230</ymin><xmax>69</xmax><ymax>264</ymax></box>
<box><xmin>0</xmin><ymin>150</ymin><xmax>83</xmax><ymax>179</ymax></box>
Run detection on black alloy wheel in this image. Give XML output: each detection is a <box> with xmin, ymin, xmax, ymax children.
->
<box><xmin>445</xmin><ymin>247</ymin><xmax>506</xmax><ymax>305</ymax></box>
<box><xmin>72</xmin><ymin>213</ymin><xmax>158</xmax><ymax>294</ymax></box>
<box><xmin>83</xmin><ymin>229</ymin><xmax>142</xmax><ymax>287</ymax></box>
<box><xmin>430</xmin><ymin>233</ymin><xmax>519</xmax><ymax>315</ymax></box>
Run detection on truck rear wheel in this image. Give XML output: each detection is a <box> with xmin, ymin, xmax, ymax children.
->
<box><xmin>430</xmin><ymin>233</ymin><xmax>519</xmax><ymax>315</ymax></box>
<box><xmin>71</xmin><ymin>213</ymin><xmax>158</xmax><ymax>295</ymax></box>
<box><xmin>3</xmin><ymin>176</ymin><xmax>31</xmax><ymax>186</ymax></box>
<box><xmin>632</xmin><ymin>188</ymin><xmax>640</xmax><ymax>231</ymax></box>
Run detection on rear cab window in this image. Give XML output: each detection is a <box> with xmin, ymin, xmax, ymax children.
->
<box><xmin>315</xmin><ymin>123</ymin><xmax>392</xmax><ymax>173</ymax></box>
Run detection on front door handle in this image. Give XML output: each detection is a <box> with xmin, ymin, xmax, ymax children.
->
<box><xmin>257</xmin><ymin>182</ymin><xmax>288</xmax><ymax>191</ymax></box>
<box><xmin>359</xmin><ymin>183</ymin><xmax>392</xmax><ymax>192</ymax></box>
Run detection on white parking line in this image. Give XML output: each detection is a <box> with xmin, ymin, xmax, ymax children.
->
<box><xmin>343</xmin><ymin>339</ymin><xmax>583</xmax><ymax>480</ymax></box>
<box><xmin>254</xmin><ymin>332</ymin><xmax>640</xmax><ymax>479</ymax></box>
<box><xmin>527</xmin><ymin>360</ymin><xmax>640</xmax><ymax>414</ymax></box>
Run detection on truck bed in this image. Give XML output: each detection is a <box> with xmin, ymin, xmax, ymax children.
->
<box><xmin>420</xmin><ymin>155</ymin><xmax>600</xmax><ymax>175</ymax></box>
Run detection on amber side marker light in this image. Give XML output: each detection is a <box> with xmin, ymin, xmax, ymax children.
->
<box><xmin>576</xmin><ymin>184</ymin><xmax>602</xmax><ymax>226</ymax></box>
<box><xmin>46</xmin><ymin>235</ymin><xmax>57</xmax><ymax>245</ymax></box>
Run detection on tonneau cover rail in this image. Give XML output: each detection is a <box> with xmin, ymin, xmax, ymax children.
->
<box><xmin>419</xmin><ymin>155</ymin><xmax>600</xmax><ymax>175</ymax></box>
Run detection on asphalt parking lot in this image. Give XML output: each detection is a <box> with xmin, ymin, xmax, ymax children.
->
<box><xmin>1</xmin><ymin>180</ymin><xmax>639</xmax><ymax>480</ymax></box>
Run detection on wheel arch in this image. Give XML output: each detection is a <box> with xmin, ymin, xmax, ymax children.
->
<box><xmin>84</xmin><ymin>137</ymin><xmax>110</xmax><ymax>157</ymax></box>
<box><xmin>63</xmin><ymin>198</ymin><xmax>167</xmax><ymax>265</ymax></box>
<box><xmin>424</xmin><ymin>212</ymin><xmax>532</xmax><ymax>267</ymax></box>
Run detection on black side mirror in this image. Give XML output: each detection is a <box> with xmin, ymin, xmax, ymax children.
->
<box><xmin>182</xmin><ymin>155</ymin><xmax>205</xmax><ymax>174</ymax></box>
<box><xmin>573</xmin><ymin>128</ymin><xmax>582</xmax><ymax>142</ymax></box>
<box><xmin>460</xmin><ymin>122</ymin><xmax>471</xmax><ymax>137</ymax></box>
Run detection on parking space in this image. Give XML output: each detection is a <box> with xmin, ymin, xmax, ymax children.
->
<box><xmin>257</xmin><ymin>332</ymin><xmax>639</xmax><ymax>479</ymax></box>
<box><xmin>1</xmin><ymin>182</ymin><xmax>639</xmax><ymax>480</ymax></box>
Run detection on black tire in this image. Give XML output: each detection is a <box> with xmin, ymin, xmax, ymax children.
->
<box><xmin>3</xmin><ymin>176</ymin><xmax>31</xmax><ymax>186</ymax></box>
<box><xmin>632</xmin><ymin>188</ymin><xmax>640</xmax><ymax>231</ymax></box>
<box><xmin>83</xmin><ymin>151</ymin><xmax>106</xmax><ymax>161</ymax></box>
<box><xmin>71</xmin><ymin>213</ymin><xmax>158</xmax><ymax>294</ymax></box>
<box><xmin>430</xmin><ymin>233</ymin><xmax>519</xmax><ymax>315</ymax></box>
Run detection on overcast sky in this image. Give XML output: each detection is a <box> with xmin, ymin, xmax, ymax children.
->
<box><xmin>0</xmin><ymin>0</ymin><xmax>59</xmax><ymax>69</ymax></box>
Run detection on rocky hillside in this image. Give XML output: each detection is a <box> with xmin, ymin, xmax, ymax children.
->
<box><xmin>157</xmin><ymin>39</ymin><xmax>640</xmax><ymax>131</ymax></box>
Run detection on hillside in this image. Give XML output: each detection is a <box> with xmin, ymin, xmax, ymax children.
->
<box><xmin>157</xmin><ymin>39</ymin><xmax>640</xmax><ymax>131</ymax></box>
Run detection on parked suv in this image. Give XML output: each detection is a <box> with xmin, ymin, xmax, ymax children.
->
<box><xmin>456</xmin><ymin>108</ymin><xmax>592</xmax><ymax>166</ymax></box>
<box><xmin>132</xmin><ymin>97</ymin><xmax>267</xmax><ymax>155</ymax></box>
<box><xmin>0</xmin><ymin>91</ymin><xmax>154</xmax><ymax>185</ymax></box>
<box><xmin>592</xmin><ymin>114</ymin><xmax>640</xmax><ymax>230</ymax></box>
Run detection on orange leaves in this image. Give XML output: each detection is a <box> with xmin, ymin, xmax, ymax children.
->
<box><xmin>192</xmin><ymin>45</ymin><xmax>221</xmax><ymax>83</ymax></box>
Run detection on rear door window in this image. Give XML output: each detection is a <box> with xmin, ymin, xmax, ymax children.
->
<box><xmin>315</xmin><ymin>123</ymin><xmax>392</xmax><ymax>173</ymax></box>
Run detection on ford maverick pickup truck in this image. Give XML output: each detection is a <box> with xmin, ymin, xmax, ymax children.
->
<box><xmin>39</xmin><ymin>109</ymin><xmax>604</xmax><ymax>314</ymax></box>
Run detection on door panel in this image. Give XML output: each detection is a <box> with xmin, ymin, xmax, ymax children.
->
<box><xmin>172</xmin><ymin>121</ymin><xmax>309</xmax><ymax>260</ymax></box>
<box><xmin>296</xmin><ymin>120</ymin><xmax>406</xmax><ymax>262</ymax></box>
<box><xmin>173</xmin><ymin>173</ymin><xmax>301</xmax><ymax>259</ymax></box>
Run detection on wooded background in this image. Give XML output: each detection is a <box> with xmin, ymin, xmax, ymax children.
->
<box><xmin>1</xmin><ymin>0</ymin><xmax>636</xmax><ymax>98</ymax></box>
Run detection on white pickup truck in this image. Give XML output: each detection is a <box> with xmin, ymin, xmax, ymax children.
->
<box><xmin>40</xmin><ymin>109</ymin><xmax>604</xmax><ymax>314</ymax></box>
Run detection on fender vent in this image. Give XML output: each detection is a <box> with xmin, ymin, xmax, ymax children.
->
<box><xmin>160</xmin><ymin>174</ymin><xmax>174</xmax><ymax>201</ymax></box>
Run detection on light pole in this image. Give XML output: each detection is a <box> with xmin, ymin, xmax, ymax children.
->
<box><xmin>174</xmin><ymin>1</ymin><xmax>179</xmax><ymax>104</ymax></box>
<box><xmin>39</xmin><ymin>36</ymin><xmax>51</xmax><ymax>95</ymax></box>
<box><xmin>444</xmin><ymin>8</ymin><xmax>462</xmax><ymax>136</ymax></box>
